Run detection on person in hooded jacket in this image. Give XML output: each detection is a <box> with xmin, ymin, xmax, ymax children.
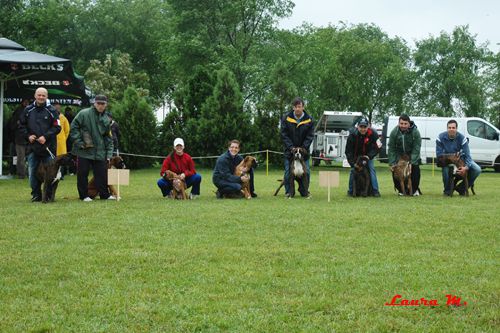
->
<box><xmin>388</xmin><ymin>114</ymin><xmax>422</xmax><ymax>196</ymax></box>
<box><xmin>345</xmin><ymin>117</ymin><xmax>381</xmax><ymax>197</ymax></box>
<box><xmin>19</xmin><ymin>88</ymin><xmax>61</xmax><ymax>202</ymax></box>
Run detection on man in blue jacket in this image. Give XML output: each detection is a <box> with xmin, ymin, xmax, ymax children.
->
<box><xmin>436</xmin><ymin>119</ymin><xmax>481</xmax><ymax>196</ymax></box>
<box><xmin>19</xmin><ymin>88</ymin><xmax>61</xmax><ymax>202</ymax></box>
<box><xmin>212</xmin><ymin>140</ymin><xmax>256</xmax><ymax>199</ymax></box>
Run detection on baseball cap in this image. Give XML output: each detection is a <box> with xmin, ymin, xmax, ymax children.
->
<box><xmin>173</xmin><ymin>138</ymin><xmax>184</xmax><ymax>147</ymax></box>
<box><xmin>94</xmin><ymin>95</ymin><xmax>108</xmax><ymax>103</ymax></box>
<box><xmin>358</xmin><ymin>117</ymin><xmax>369</xmax><ymax>126</ymax></box>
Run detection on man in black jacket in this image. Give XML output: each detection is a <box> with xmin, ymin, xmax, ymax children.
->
<box><xmin>345</xmin><ymin>117</ymin><xmax>380</xmax><ymax>197</ymax></box>
<box><xmin>19</xmin><ymin>88</ymin><xmax>61</xmax><ymax>202</ymax></box>
<box><xmin>280</xmin><ymin>97</ymin><xmax>314</xmax><ymax>198</ymax></box>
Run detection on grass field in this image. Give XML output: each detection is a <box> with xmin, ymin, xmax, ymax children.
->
<box><xmin>0</xmin><ymin>162</ymin><xmax>499</xmax><ymax>332</ymax></box>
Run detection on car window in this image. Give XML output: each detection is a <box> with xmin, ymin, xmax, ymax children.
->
<box><xmin>467</xmin><ymin>120</ymin><xmax>497</xmax><ymax>140</ymax></box>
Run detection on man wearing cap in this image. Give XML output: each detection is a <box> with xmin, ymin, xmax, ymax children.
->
<box><xmin>388</xmin><ymin>114</ymin><xmax>422</xmax><ymax>196</ymax></box>
<box><xmin>70</xmin><ymin>95</ymin><xmax>115</xmax><ymax>201</ymax></box>
<box><xmin>345</xmin><ymin>117</ymin><xmax>381</xmax><ymax>197</ymax></box>
<box><xmin>19</xmin><ymin>88</ymin><xmax>61</xmax><ymax>202</ymax></box>
<box><xmin>157</xmin><ymin>138</ymin><xmax>202</xmax><ymax>199</ymax></box>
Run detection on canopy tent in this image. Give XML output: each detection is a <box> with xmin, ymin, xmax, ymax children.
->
<box><xmin>0</xmin><ymin>37</ymin><xmax>90</xmax><ymax>176</ymax></box>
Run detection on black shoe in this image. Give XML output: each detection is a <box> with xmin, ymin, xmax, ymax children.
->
<box><xmin>31</xmin><ymin>196</ymin><xmax>41</xmax><ymax>202</ymax></box>
<box><xmin>215</xmin><ymin>190</ymin><xmax>223</xmax><ymax>199</ymax></box>
<box><xmin>251</xmin><ymin>192</ymin><xmax>257</xmax><ymax>198</ymax></box>
<box><xmin>347</xmin><ymin>191</ymin><xmax>353</xmax><ymax>197</ymax></box>
<box><xmin>372</xmin><ymin>192</ymin><xmax>381</xmax><ymax>197</ymax></box>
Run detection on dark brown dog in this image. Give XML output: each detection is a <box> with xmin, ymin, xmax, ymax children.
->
<box><xmin>274</xmin><ymin>147</ymin><xmax>309</xmax><ymax>198</ymax></box>
<box><xmin>392</xmin><ymin>154</ymin><xmax>413</xmax><ymax>195</ymax></box>
<box><xmin>36</xmin><ymin>154</ymin><xmax>74</xmax><ymax>203</ymax></box>
<box><xmin>88</xmin><ymin>155</ymin><xmax>126</xmax><ymax>199</ymax></box>
<box><xmin>234</xmin><ymin>156</ymin><xmax>257</xmax><ymax>199</ymax></box>
<box><xmin>437</xmin><ymin>153</ymin><xmax>474</xmax><ymax>197</ymax></box>
<box><xmin>353</xmin><ymin>155</ymin><xmax>371</xmax><ymax>197</ymax></box>
<box><xmin>164</xmin><ymin>170</ymin><xmax>188</xmax><ymax>200</ymax></box>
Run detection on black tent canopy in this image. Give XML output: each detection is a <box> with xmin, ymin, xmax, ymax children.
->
<box><xmin>0</xmin><ymin>37</ymin><xmax>90</xmax><ymax>176</ymax></box>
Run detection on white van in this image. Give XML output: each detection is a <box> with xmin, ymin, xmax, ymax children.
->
<box><xmin>380</xmin><ymin>116</ymin><xmax>500</xmax><ymax>172</ymax></box>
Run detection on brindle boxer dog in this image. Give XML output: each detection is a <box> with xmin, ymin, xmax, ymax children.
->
<box><xmin>164</xmin><ymin>170</ymin><xmax>188</xmax><ymax>200</ymax></box>
<box><xmin>274</xmin><ymin>147</ymin><xmax>309</xmax><ymax>198</ymax></box>
<box><xmin>437</xmin><ymin>152</ymin><xmax>474</xmax><ymax>197</ymax></box>
<box><xmin>88</xmin><ymin>155</ymin><xmax>126</xmax><ymax>199</ymax></box>
<box><xmin>36</xmin><ymin>153</ymin><xmax>75</xmax><ymax>203</ymax></box>
<box><xmin>392</xmin><ymin>154</ymin><xmax>413</xmax><ymax>196</ymax></box>
<box><xmin>353</xmin><ymin>155</ymin><xmax>371</xmax><ymax>197</ymax></box>
<box><xmin>234</xmin><ymin>156</ymin><xmax>257</xmax><ymax>199</ymax></box>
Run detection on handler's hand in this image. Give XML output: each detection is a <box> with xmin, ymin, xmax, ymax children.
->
<box><xmin>180</xmin><ymin>173</ymin><xmax>186</xmax><ymax>180</ymax></box>
<box><xmin>457</xmin><ymin>166</ymin><xmax>468</xmax><ymax>177</ymax></box>
<box><xmin>241</xmin><ymin>166</ymin><xmax>248</xmax><ymax>173</ymax></box>
<box><xmin>29</xmin><ymin>135</ymin><xmax>37</xmax><ymax>143</ymax></box>
<box><xmin>36</xmin><ymin>136</ymin><xmax>46</xmax><ymax>145</ymax></box>
<box><xmin>390</xmin><ymin>165</ymin><xmax>395</xmax><ymax>172</ymax></box>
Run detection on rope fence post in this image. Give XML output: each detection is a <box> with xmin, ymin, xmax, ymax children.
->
<box><xmin>266</xmin><ymin>149</ymin><xmax>269</xmax><ymax>176</ymax></box>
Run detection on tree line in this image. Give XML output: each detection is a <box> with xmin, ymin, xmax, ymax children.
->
<box><xmin>2</xmin><ymin>0</ymin><xmax>499</xmax><ymax>168</ymax></box>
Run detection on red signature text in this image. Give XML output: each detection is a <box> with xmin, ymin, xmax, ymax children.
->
<box><xmin>385</xmin><ymin>294</ymin><xmax>467</xmax><ymax>307</ymax></box>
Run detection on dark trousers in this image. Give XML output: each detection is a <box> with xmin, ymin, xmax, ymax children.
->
<box><xmin>215</xmin><ymin>169</ymin><xmax>255</xmax><ymax>195</ymax></box>
<box><xmin>77</xmin><ymin>157</ymin><xmax>110</xmax><ymax>199</ymax></box>
<box><xmin>393</xmin><ymin>164</ymin><xmax>421</xmax><ymax>193</ymax></box>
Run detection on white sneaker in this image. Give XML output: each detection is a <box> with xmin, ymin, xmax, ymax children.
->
<box><xmin>189</xmin><ymin>193</ymin><xmax>199</xmax><ymax>200</ymax></box>
<box><xmin>83</xmin><ymin>197</ymin><xmax>93</xmax><ymax>202</ymax></box>
<box><xmin>107</xmin><ymin>195</ymin><xmax>117</xmax><ymax>200</ymax></box>
<box><xmin>413</xmin><ymin>190</ymin><xmax>420</xmax><ymax>196</ymax></box>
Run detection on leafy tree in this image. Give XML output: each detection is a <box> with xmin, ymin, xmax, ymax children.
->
<box><xmin>84</xmin><ymin>52</ymin><xmax>150</xmax><ymax>103</ymax></box>
<box><xmin>112</xmin><ymin>87</ymin><xmax>157</xmax><ymax>168</ymax></box>
<box><xmin>194</xmin><ymin>68</ymin><xmax>252</xmax><ymax>161</ymax></box>
<box><xmin>412</xmin><ymin>26</ymin><xmax>489</xmax><ymax>117</ymax></box>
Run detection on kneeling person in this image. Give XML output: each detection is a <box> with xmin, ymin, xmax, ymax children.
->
<box><xmin>157</xmin><ymin>138</ymin><xmax>201</xmax><ymax>199</ymax></box>
<box><xmin>212</xmin><ymin>140</ymin><xmax>256</xmax><ymax>199</ymax></box>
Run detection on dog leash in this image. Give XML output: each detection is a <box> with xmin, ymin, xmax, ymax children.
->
<box><xmin>45</xmin><ymin>147</ymin><xmax>56</xmax><ymax>159</ymax></box>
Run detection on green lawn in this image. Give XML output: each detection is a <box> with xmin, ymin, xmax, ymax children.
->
<box><xmin>0</xmin><ymin>163</ymin><xmax>498</xmax><ymax>332</ymax></box>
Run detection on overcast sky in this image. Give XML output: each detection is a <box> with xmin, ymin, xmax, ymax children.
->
<box><xmin>279</xmin><ymin>0</ymin><xmax>499</xmax><ymax>52</ymax></box>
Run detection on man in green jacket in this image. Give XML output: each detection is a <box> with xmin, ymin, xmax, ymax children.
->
<box><xmin>70</xmin><ymin>95</ymin><xmax>115</xmax><ymax>201</ymax></box>
<box><xmin>388</xmin><ymin>114</ymin><xmax>422</xmax><ymax>196</ymax></box>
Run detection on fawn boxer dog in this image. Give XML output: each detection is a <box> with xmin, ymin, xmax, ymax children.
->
<box><xmin>36</xmin><ymin>153</ymin><xmax>75</xmax><ymax>203</ymax></box>
<box><xmin>88</xmin><ymin>155</ymin><xmax>126</xmax><ymax>199</ymax></box>
<box><xmin>163</xmin><ymin>170</ymin><xmax>188</xmax><ymax>200</ymax></box>
<box><xmin>234</xmin><ymin>156</ymin><xmax>258</xmax><ymax>199</ymax></box>
<box><xmin>353</xmin><ymin>155</ymin><xmax>371</xmax><ymax>197</ymax></box>
<box><xmin>392</xmin><ymin>154</ymin><xmax>413</xmax><ymax>196</ymax></box>
<box><xmin>437</xmin><ymin>152</ymin><xmax>474</xmax><ymax>197</ymax></box>
<box><xmin>274</xmin><ymin>147</ymin><xmax>309</xmax><ymax>198</ymax></box>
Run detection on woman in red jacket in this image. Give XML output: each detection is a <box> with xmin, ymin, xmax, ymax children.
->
<box><xmin>157</xmin><ymin>138</ymin><xmax>202</xmax><ymax>199</ymax></box>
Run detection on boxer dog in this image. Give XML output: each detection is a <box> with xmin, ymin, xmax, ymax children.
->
<box><xmin>274</xmin><ymin>147</ymin><xmax>309</xmax><ymax>198</ymax></box>
<box><xmin>437</xmin><ymin>152</ymin><xmax>474</xmax><ymax>197</ymax></box>
<box><xmin>392</xmin><ymin>154</ymin><xmax>413</xmax><ymax>196</ymax></box>
<box><xmin>234</xmin><ymin>156</ymin><xmax>257</xmax><ymax>199</ymax></box>
<box><xmin>36</xmin><ymin>153</ymin><xmax>75</xmax><ymax>203</ymax></box>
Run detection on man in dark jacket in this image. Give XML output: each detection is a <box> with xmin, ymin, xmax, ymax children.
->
<box><xmin>19</xmin><ymin>88</ymin><xmax>61</xmax><ymax>202</ymax></box>
<box><xmin>212</xmin><ymin>139</ymin><xmax>256</xmax><ymax>198</ymax></box>
<box><xmin>70</xmin><ymin>95</ymin><xmax>114</xmax><ymax>201</ymax></box>
<box><xmin>280</xmin><ymin>97</ymin><xmax>314</xmax><ymax>198</ymax></box>
<box><xmin>388</xmin><ymin>114</ymin><xmax>422</xmax><ymax>195</ymax></box>
<box><xmin>345</xmin><ymin>117</ymin><xmax>381</xmax><ymax>197</ymax></box>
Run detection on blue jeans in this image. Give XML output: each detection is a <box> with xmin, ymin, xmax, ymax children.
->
<box><xmin>284</xmin><ymin>158</ymin><xmax>310</xmax><ymax>195</ymax></box>
<box><xmin>441</xmin><ymin>160</ymin><xmax>481</xmax><ymax>194</ymax></box>
<box><xmin>348</xmin><ymin>159</ymin><xmax>379</xmax><ymax>194</ymax></box>
<box><xmin>28</xmin><ymin>152</ymin><xmax>54</xmax><ymax>199</ymax></box>
<box><xmin>157</xmin><ymin>173</ymin><xmax>202</xmax><ymax>197</ymax></box>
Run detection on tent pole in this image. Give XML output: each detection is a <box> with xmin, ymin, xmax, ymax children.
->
<box><xmin>0</xmin><ymin>80</ymin><xmax>4</xmax><ymax>177</ymax></box>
